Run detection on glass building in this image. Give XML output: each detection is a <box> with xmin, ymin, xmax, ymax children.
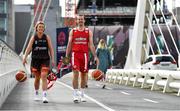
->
<box><xmin>0</xmin><ymin>0</ymin><xmax>7</xmax><ymax>41</ymax></box>
<box><xmin>0</xmin><ymin>0</ymin><xmax>15</xmax><ymax>49</ymax></box>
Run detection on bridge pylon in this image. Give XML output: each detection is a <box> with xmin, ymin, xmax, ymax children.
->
<box><xmin>125</xmin><ymin>0</ymin><xmax>153</xmax><ymax>69</ymax></box>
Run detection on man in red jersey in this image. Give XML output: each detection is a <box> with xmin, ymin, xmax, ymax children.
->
<box><xmin>66</xmin><ymin>15</ymin><xmax>99</xmax><ymax>103</ymax></box>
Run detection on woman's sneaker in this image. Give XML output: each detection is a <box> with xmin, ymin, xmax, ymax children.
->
<box><xmin>34</xmin><ymin>94</ymin><xmax>40</xmax><ymax>101</ymax></box>
<box><xmin>42</xmin><ymin>97</ymin><xmax>48</xmax><ymax>103</ymax></box>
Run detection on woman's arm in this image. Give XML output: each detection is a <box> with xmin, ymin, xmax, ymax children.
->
<box><xmin>23</xmin><ymin>36</ymin><xmax>34</xmax><ymax>65</ymax></box>
<box><xmin>46</xmin><ymin>35</ymin><xmax>55</xmax><ymax>65</ymax></box>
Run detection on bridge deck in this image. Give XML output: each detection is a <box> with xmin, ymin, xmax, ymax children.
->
<box><xmin>1</xmin><ymin>73</ymin><xmax>180</xmax><ymax>111</ymax></box>
<box><xmin>1</xmin><ymin>75</ymin><xmax>105</xmax><ymax>111</ymax></box>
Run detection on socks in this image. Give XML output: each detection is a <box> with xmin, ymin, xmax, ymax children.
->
<box><xmin>35</xmin><ymin>90</ymin><xmax>39</xmax><ymax>95</ymax></box>
<box><xmin>80</xmin><ymin>88</ymin><xmax>85</xmax><ymax>97</ymax></box>
<box><xmin>43</xmin><ymin>91</ymin><xmax>47</xmax><ymax>97</ymax></box>
<box><xmin>73</xmin><ymin>88</ymin><xmax>85</xmax><ymax>97</ymax></box>
<box><xmin>35</xmin><ymin>90</ymin><xmax>47</xmax><ymax>96</ymax></box>
<box><xmin>73</xmin><ymin>89</ymin><xmax>79</xmax><ymax>96</ymax></box>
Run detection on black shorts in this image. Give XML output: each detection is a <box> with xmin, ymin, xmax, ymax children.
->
<box><xmin>31</xmin><ymin>59</ymin><xmax>50</xmax><ymax>71</ymax></box>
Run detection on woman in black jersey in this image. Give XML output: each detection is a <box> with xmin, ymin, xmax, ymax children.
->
<box><xmin>23</xmin><ymin>21</ymin><xmax>54</xmax><ymax>103</ymax></box>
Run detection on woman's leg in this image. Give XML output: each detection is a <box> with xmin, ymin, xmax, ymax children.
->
<box><xmin>41</xmin><ymin>67</ymin><xmax>49</xmax><ymax>103</ymax></box>
<box><xmin>31</xmin><ymin>68</ymin><xmax>41</xmax><ymax>90</ymax></box>
<box><xmin>31</xmin><ymin>67</ymin><xmax>41</xmax><ymax>100</ymax></box>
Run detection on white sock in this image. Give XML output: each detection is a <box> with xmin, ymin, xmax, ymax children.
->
<box><xmin>43</xmin><ymin>91</ymin><xmax>47</xmax><ymax>97</ymax></box>
<box><xmin>80</xmin><ymin>88</ymin><xmax>85</xmax><ymax>97</ymax></box>
<box><xmin>73</xmin><ymin>89</ymin><xmax>78</xmax><ymax>96</ymax></box>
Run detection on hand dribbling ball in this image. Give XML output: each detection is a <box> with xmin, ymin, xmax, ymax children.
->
<box><xmin>15</xmin><ymin>70</ymin><xmax>27</xmax><ymax>82</ymax></box>
<box><xmin>92</xmin><ymin>69</ymin><xmax>104</xmax><ymax>81</ymax></box>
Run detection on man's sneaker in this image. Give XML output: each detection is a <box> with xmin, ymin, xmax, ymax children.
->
<box><xmin>79</xmin><ymin>91</ymin><xmax>86</xmax><ymax>102</ymax></box>
<box><xmin>73</xmin><ymin>96</ymin><xmax>79</xmax><ymax>103</ymax></box>
<box><xmin>80</xmin><ymin>96</ymin><xmax>86</xmax><ymax>102</ymax></box>
<box><xmin>42</xmin><ymin>97</ymin><xmax>48</xmax><ymax>103</ymax></box>
<box><xmin>73</xmin><ymin>94</ymin><xmax>80</xmax><ymax>103</ymax></box>
<box><xmin>34</xmin><ymin>94</ymin><xmax>40</xmax><ymax>101</ymax></box>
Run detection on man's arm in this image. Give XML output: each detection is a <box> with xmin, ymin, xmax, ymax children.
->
<box><xmin>66</xmin><ymin>29</ymin><xmax>73</xmax><ymax>57</ymax></box>
<box><xmin>88</xmin><ymin>30</ymin><xmax>99</xmax><ymax>65</ymax></box>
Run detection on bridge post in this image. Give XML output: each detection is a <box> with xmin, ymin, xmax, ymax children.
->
<box><xmin>163</xmin><ymin>75</ymin><xmax>174</xmax><ymax>93</ymax></box>
<box><xmin>125</xmin><ymin>0</ymin><xmax>153</xmax><ymax>69</ymax></box>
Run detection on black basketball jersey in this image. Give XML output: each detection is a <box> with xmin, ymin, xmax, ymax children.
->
<box><xmin>32</xmin><ymin>34</ymin><xmax>50</xmax><ymax>59</ymax></box>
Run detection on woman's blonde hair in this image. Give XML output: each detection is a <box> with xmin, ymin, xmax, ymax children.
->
<box><xmin>97</xmin><ymin>39</ymin><xmax>107</xmax><ymax>49</ymax></box>
<box><xmin>35</xmin><ymin>21</ymin><xmax>46</xmax><ymax>32</ymax></box>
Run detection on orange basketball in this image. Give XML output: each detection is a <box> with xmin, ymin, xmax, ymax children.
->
<box><xmin>92</xmin><ymin>69</ymin><xmax>104</xmax><ymax>81</ymax></box>
<box><xmin>15</xmin><ymin>70</ymin><xmax>27</xmax><ymax>82</ymax></box>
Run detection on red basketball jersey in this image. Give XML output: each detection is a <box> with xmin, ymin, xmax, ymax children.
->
<box><xmin>72</xmin><ymin>28</ymin><xmax>89</xmax><ymax>53</ymax></box>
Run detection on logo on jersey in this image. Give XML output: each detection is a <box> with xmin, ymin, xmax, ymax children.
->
<box><xmin>35</xmin><ymin>40</ymin><xmax>37</xmax><ymax>44</ymax></box>
<box><xmin>74</xmin><ymin>37</ymin><xmax>87</xmax><ymax>44</ymax></box>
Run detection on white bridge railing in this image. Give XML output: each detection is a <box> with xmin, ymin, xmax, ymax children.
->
<box><xmin>105</xmin><ymin>69</ymin><xmax>180</xmax><ymax>96</ymax></box>
<box><xmin>0</xmin><ymin>40</ymin><xmax>25</xmax><ymax>108</ymax></box>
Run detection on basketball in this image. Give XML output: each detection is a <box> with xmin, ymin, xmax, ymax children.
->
<box><xmin>92</xmin><ymin>69</ymin><xmax>104</xmax><ymax>81</ymax></box>
<box><xmin>15</xmin><ymin>70</ymin><xmax>27</xmax><ymax>82</ymax></box>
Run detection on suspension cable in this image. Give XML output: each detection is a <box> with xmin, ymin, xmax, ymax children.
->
<box><xmin>148</xmin><ymin>0</ymin><xmax>170</xmax><ymax>54</ymax></box>
<box><xmin>169</xmin><ymin>8</ymin><xmax>180</xmax><ymax>33</ymax></box>
<box><xmin>21</xmin><ymin>0</ymin><xmax>42</xmax><ymax>54</ymax></box>
<box><xmin>144</xmin><ymin>29</ymin><xmax>155</xmax><ymax>55</ymax></box>
<box><xmin>146</xmin><ymin>14</ymin><xmax>162</xmax><ymax>55</ymax></box>
<box><xmin>155</xmin><ymin>0</ymin><xmax>179</xmax><ymax>54</ymax></box>
<box><xmin>43</xmin><ymin>0</ymin><xmax>52</xmax><ymax>21</ymax></box>
<box><xmin>32</xmin><ymin>0</ymin><xmax>47</xmax><ymax>35</ymax></box>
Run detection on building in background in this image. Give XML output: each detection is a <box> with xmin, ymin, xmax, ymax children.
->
<box><xmin>15</xmin><ymin>5</ymin><xmax>32</xmax><ymax>54</ymax></box>
<box><xmin>77</xmin><ymin>0</ymin><xmax>172</xmax><ymax>26</ymax></box>
<box><xmin>77</xmin><ymin>0</ymin><xmax>137</xmax><ymax>26</ymax></box>
<box><xmin>0</xmin><ymin>0</ymin><xmax>15</xmax><ymax>49</ymax></box>
<box><xmin>34</xmin><ymin>0</ymin><xmax>61</xmax><ymax>63</ymax></box>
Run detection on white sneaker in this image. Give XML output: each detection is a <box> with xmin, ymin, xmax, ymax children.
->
<box><xmin>73</xmin><ymin>94</ymin><xmax>80</xmax><ymax>103</ymax></box>
<box><xmin>80</xmin><ymin>96</ymin><xmax>86</xmax><ymax>102</ymax></box>
<box><xmin>34</xmin><ymin>94</ymin><xmax>40</xmax><ymax>101</ymax></box>
<box><xmin>42</xmin><ymin>97</ymin><xmax>48</xmax><ymax>103</ymax></box>
<box><xmin>79</xmin><ymin>91</ymin><xmax>86</xmax><ymax>102</ymax></box>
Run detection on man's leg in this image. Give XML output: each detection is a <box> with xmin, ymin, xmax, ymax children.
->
<box><xmin>80</xmin><ymin>72</ymin><xmax>87</xmax><ymax>102</ymax></box>
<box><xmin>72</xmin><ymin>70</ymin><xmax>80</xmax><ymax>103</ymax></box>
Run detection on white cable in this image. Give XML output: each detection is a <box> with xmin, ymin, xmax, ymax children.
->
<box><xmin>155</xmin><ymin>0</ymin><xmax>179</xmax><ymax>54</ymax></box>
<box><xmin>148</xmin><ymin>0</ymin><xmax>170</xmax><ymax>54</ymax></box>
<box><xmin>43</xmin><ymin>0</ymin><xmax>52</xmax><ymax>21</ymax></box>
<box><xmin>21</xmin><ymin>0</ymin><xmax>42</xmax><ymax>54</ymax></box>
<box><xmin>144</xmin><ymin>29</ymin><xmax>155</xmax><ymax>55</ymax></box>
<box><xmin>32</xmin><ymin>0</ymin><xmax>47</xmax><ymax>35</ymax></box>
<box><xmin>142</xmin><ymin>44</ymin><xmax>149</xmax><ymax>57</ymax></box>
<box><xmin>170</xmin><ymin>9</ymin><xmax>180</xmax><ymax>34</ymax></box>
<box><xmin>146</xmin><ymin>14</ymin><xmax>162</xmax><ymax>55</ymax></box>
